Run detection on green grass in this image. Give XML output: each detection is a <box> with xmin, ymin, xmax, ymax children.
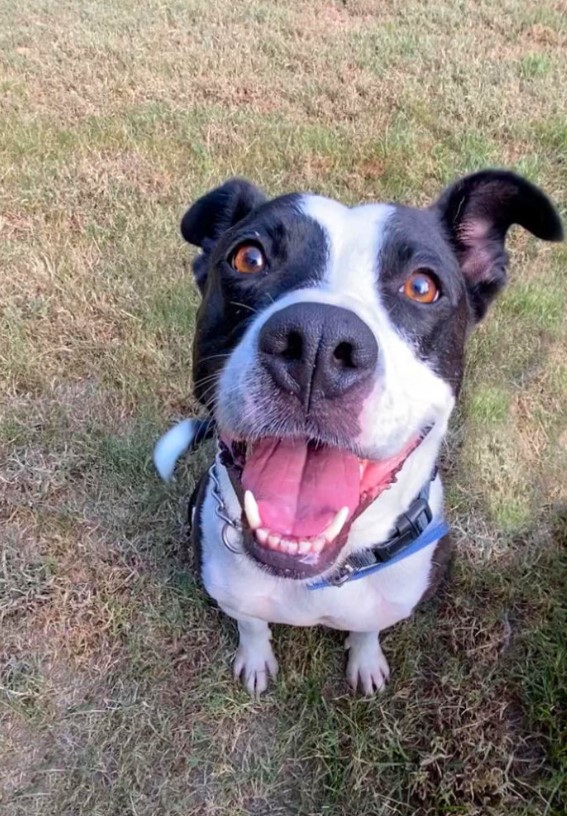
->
<box><xmin>1</xmin><ymin>0</ymin><xmax>566</xmax><ymax>814</ymax></box>
<box><xmin>519</xmin><ymin>53</ymin><xmax>552</xmax><ymax>78</ymax></box>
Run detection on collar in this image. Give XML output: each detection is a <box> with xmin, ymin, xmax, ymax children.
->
<box><xmin>191</xmin><ymin>460</ymin><xmax>449</xmax><ymax>590</ymax></box>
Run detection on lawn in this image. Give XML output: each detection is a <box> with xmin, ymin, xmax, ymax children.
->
<box><xmin>1</xmin><ymin>0</ymin><xmax>566</xmax><ymax>814</ymax></box>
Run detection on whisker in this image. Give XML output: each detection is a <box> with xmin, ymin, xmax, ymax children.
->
<box><xmin>196</xmin><ymin>352</ymin><xmax>232</xmax><ymax>365</ymax></box>
<box><xmin>229</xmin><ymin>301</ymin><xmax>259</xmax><ymax>315</ymax></box>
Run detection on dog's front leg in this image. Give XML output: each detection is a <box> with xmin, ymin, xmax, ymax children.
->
<box><xmin>345</xmin><ymin>631</ymin><xmax>390</xmax><ymax>695</ymax></box>
<box><xmin>231</xmin><ymin>615</ymin><xmax>279</xmax><ymax>698</ymax></box>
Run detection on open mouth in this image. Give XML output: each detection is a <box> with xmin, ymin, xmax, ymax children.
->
<box><xmin>220</xmin><ymin>429</ymin><xmax>431</xmax><ymax>580</ymax></box>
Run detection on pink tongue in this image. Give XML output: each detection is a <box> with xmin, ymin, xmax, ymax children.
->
<box><xmin>241</xmin><ymin>438</ymin><xmax>360</xmax><ymax>537</ymax></box>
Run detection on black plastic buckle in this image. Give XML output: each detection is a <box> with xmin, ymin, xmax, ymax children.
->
<box><xmin>397</xmin><ymin>497</ymin><xmax>432</xmax><ymax>539</ymax></box>
<box><xmin>373</xmin><ymin>497</ymin><xmax>433</xmax><ymax>563</ymax></box>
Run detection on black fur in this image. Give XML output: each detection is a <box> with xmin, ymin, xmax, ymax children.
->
<box><xmin>181</xmin><ymin>178</ymin><xmax>267</xmax><ymax>291</ymax></box>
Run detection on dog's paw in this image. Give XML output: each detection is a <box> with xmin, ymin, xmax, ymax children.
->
<box><xmin>233</xmin><ymin>642</ymin><xmax>278</xmax><ymax>698</ymax></box>
<box><xmin>345</xmin><ymin>632</ymin><xmax>390</xmax><ymax>696</ymax></box>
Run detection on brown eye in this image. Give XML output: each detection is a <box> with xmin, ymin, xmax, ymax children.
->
<box><xmin>231</xmin><ymin>243</ymin><xmax>267</xmax><ymax>274</ymax></box>
<box><xmin>401</xmin><ymin>270</ymin><xmax>440</xmax><ymax>304</ymax></box>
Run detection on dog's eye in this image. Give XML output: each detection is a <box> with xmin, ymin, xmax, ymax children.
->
<box><xmin>401</xmin><ymin>270</ymin><xmax>440</xmax><ymax>304</ymax></box>
<box><xmin>231</xmin><ymin>243</ymin><xmax>267</xmax><ymax>275</ymax></box>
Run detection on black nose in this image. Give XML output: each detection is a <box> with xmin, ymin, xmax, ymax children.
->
<box><xmin>259</xmin><ymin>302</ymin><xmax>378</xmax><ymax>407</ymax></box>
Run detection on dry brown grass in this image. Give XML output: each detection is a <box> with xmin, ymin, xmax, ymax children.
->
<box><xmin>1</xmin><ymin>0</ymin><xmax>566</xmax><ymax>814</ymax></box>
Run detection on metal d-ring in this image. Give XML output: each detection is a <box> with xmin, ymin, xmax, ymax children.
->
<box><xmin>221</xmin><ymin>523</ymin><xmax>242</xmax><ymax>553</ymax></box>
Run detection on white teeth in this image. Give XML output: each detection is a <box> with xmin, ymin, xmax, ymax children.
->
<box><xmin>268</xmin><ymin>533</ymin><xmax>281</xmax><ymax>550</ymax></box>
<box><xmin>322</xmin><ymin>506</ymin><xmax>349</xmax><ymax>543</ymax></box>
<box><xmin>252</xmin><ymin>510</ymin><xmax>349</xmax><ymax>556</ymax></box>
<box><xmin>244</xmin><ymin>490</ymin><xmax>262</xmax><ymax>530</ymax></box>
<box><xmin>256</xmin><ymin>528</ymin><xmax>269</xmax><ymax>545</ymax></box>
<box><xmin>285</xmin><ymin>540</ymin><xmax>298</xmax><ymax>555</ymax></box>
<box><xmin>312</xmin><ymin>537</ymin><xmax>326</xmax><ymax>554</ymax></box>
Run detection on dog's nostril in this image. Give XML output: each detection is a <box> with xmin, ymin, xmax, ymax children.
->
<box><xmin>284</xmin><ymin>330</ymin><xmax>303</xmax><ymax>361</ymax></box>
<box><xmin>333</xmin><ymin>341</ymin><xmax>355</xmax><ymax>369</ymax></box>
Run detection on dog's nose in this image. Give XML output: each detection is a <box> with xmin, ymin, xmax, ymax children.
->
<box><xmin>259</xmin><ymin>302</ymin><xmax>378</xmax><ymax>406</ymax></box>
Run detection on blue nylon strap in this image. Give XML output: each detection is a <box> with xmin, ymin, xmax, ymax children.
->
<box><xmin>307</xmin><ymin>519</ymin><xmax>450</xmax><ymax>591</ymax></box>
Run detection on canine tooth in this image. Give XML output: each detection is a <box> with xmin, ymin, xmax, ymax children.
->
<box><xmin>244</xmin><ymin>490</ymin><xmax>261</xmax><ymax>530</ymax></box>
<box><xmin>312</xmin><ymin>537</ymin><xmax>326</xmax><ymax>554</ymax></box>
<box><xmin>298</xmin><ymin>540</ymin><xmax>312</xmax><ymax>555</ymax></box>
<box><xmin>322</xmin><ymin>506</ymin><xmax>349</xmax><ymax>542</ymax></box>
<box><xmin>256</xmin><ymin>528</ymin><xmax>269</xmax><ymax>545</ymax></box>
<box><xmin>268</xmin><ymin>533</ymin><xmax>281</xmax><ymax>549</ymax></box>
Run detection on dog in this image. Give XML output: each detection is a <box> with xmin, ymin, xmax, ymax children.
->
<box><xmin>154</xmin><ymin>170</ymin><xmax>562</xmax><ymax>696</ymax></box>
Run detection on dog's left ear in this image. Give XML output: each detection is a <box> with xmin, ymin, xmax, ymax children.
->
<box><xmin>181</xmin><ymin>178</ymin><xmax>267</xmax><ymax>292</ymax></box>
<box><xmin>433</xmin><ymin>170</ymin><xmax>563</xmax><ymax>320</ymax></box>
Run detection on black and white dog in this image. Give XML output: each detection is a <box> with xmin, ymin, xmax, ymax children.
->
<box><xmin>154</xmin><ymin>170</ymin><xmax>562</xmax><ymax>696</ymax></box>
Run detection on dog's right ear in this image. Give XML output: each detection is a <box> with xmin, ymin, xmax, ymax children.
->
<box><xmin>181</xmin><ymin>178</ymin><xmax>267</xmax><ymax>291</ymax></box>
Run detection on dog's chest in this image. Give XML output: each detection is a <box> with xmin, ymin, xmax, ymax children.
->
<box><xmin>204</xmin><ymin>562</ymin><xmax>393</xmax><ymax>631</ymax></box>
<box><xmin>199</xmin><ymin>487</ymin><xmax>434</xmax><ymax>631</ymax></box>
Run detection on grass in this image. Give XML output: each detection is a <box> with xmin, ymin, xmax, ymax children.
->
<box><xmin>1</xmin><ymin>0</ymin><xmax>566</xmax><ymax>813</ymax></box>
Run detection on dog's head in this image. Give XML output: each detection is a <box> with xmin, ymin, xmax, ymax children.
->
<box><xmin>182</xmin><ymin>171</ymin><xmax>562</xmax><ymax>579</ymax></box>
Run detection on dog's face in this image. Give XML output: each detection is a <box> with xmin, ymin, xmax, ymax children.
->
<box><xmin>182</xmin><ymin>172</ymin><xmax>562</xmax><ymax>579</ymax></box>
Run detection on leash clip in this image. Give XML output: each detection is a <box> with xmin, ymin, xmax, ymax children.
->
<box><xmin>325</xmin><ymin>562</ymin><xmax>355</xmax><ymax>587</ymax></box>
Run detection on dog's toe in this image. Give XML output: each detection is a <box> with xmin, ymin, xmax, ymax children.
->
<box><xmin>347</xmin><ymin>660</ymin><xmax>389</xmax><ymax>695</ymax></box>
<box><xmin>233</xmin><ymin>644</ymin><xmax>278</xmax><ymax>698</ymax></box>
<box><xmin>345</xmin><ymin>633</ymin><xmax>390</xmax><ymax>696</ymax></box>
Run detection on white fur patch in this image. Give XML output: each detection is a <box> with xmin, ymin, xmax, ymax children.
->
<box><xmin>300</xmin><ymin>195</ymin><xmax>394</xmax><ymax>298</ymax></box>
<box><xmin>153</xmin><ymin>418</ymin><xmax>197</xmax><ymax>481</ymax></box>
